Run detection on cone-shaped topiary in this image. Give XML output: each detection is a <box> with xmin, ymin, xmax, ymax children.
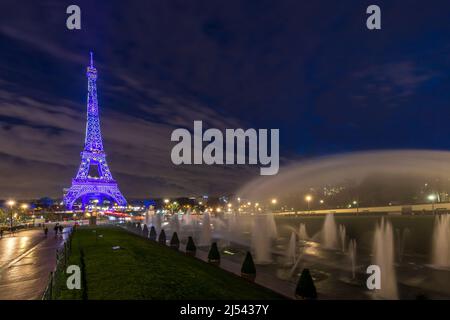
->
<box><xmin>295</xmin><ymin>268</ymin><xmax>317</xmax><ymax>300</ymax></box>
<box><xmin>158</xmin><ymin>229</ymin><xmax>166</xmax><ymax>245</ymax></box>
<box><xmin>186</xmin><ymin>236</ymin><xmax>196</xmax><ymax>256</ymax></box>
<box><xmin>241</xmin><ymin>251</ymin><xmax>256</xmax><ymax>281</ymax></box>
<box><xmin>142</xmin><ymin>224</ymin><xmax>149</xmax><ymax>238</ymax></box>
<box><xmin>149</xmin><ymin>226</ymin><xmax>157</xmax><ymax>241</ymax></box>
<box><xmin>208</xmin><ymin>242</ymin><xmax>221</xmax><ymax>265</ymax></box>
<box><xmin>170</xmin><ymin>232</ymin><xmax>180</xmax><ymax>250</ymax></box>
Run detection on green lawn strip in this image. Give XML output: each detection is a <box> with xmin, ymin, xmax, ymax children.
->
<box><xmin>55</xmin><ymin>226</ymin><xmax>284</xmax><ymax>300</ymax></box>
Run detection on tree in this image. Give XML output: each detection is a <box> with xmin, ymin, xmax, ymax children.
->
<box><xmin>207</xmin><ymin>242</ymin><xmax>220</xmax><ymax>265</ymax></box>
<box><xmin>295</xmin><ymin>268</ymin><xmax>317</xmax><ymax>299</ymax></box>
<box><xmin>170</xmin><ymin>232</ymin><xmax>180</xmax><ymax>250</ymax></box>
<box><xmin>142</xmin><ymin>224</ymin><xmax>149</xmax><ymax>238</ymax></box>
<box><xmin>149</xmin><ymin>226</ymin><xmax>157</xmax><ymax>241</ymax></box>
<box><xmin>186</xmin><ymin>236</ymin><xmax>196</xmax><ymax>256</ymax></box>
<box><xmin>241</xmin><ymin>252</ymin><xmax>256</xmax><ymax>281</ymax></box>
<box><xmin>158</xmin><ymin>229</ymin><xmax>166</xmax><ymax>245</ymax></box>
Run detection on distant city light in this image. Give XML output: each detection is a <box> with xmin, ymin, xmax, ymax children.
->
<box><xmin>305</xmin><ymin>195</ymin><xmax>312</xmax><ymax>202</ymax></box>
<box><xmin>7</xmin><ymin>200</ymin><xmax>15</xmax><ymax>207</ymax></box>
<box><xmin>428</xmin><ymin>194</ymin><xmax>437</xmax><ymax>201</ymax></box>
<box><xmin>271</xmin><ymin>198</ymin><xmax>277</xmax><ymax>204</ymax></box>
<box><xmin>164</xmin><ymin>199</ymin><xmax>170</xmax><ymax>204</ymax></box>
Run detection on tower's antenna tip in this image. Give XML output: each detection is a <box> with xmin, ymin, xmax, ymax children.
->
<box><xmin>90</xmin><ymin>51</ymin><xmax>94</xmax><ymax>68</ymax></box>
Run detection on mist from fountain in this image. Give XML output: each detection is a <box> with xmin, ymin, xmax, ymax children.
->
<box><xmin>431</xmin><ymin>214</ymin><xmax>450</xmax><ymax>268</ymax></box>
<box><xmin>348</xmin><ymin>239</ymin><xmax>357</xmax><ymax>279</ymax></box>
<box><xmin>322</xmin><ymin>214</ymin><xmax>338</xmax><ymax>249</ymax></box>
<box><xmin>286</xmin><ymin>231</ymin><xmax>296</xmax><ymax>265</ymax></box>
<box><xmin>266</xmin><ymin>211</ymin><xmax>278</xmax><ymax>239</ymax></box>
<box><xmin>151</xmin><ymin>213</ymin><xmax>162</xmax><ymax>234</ymax></box>
<box><xmin>199</xmin><ymin>212</ymin><xmax>212</xmax><ymax>246</ymax></box>
<box><xmin>298</xmin><ymin>223</ymin><xmax>309</xmax><ymax>241</ymax></box>
<box><xmin>339</xmin><ymin>224</ymin><xmax>346</xmax><ymax>252</ymax></box>
<box><xmin>251</xmin><ymin>214</ymin><xmax>272</xmax><ymax>264</ymax></box>
<box><xmin>395</xmin><ymin>228</ymin><xmax>410</xmax><ymax>263</ymax></box>
<box><xmin>372</xmin><ymin>218</ymin><xmax>398</xmax><ymax>299</ymax></box>
<box><xmin>170</xmin><ymin>214</ymin><xmax>180</xmax><ymax>234</ymax></box>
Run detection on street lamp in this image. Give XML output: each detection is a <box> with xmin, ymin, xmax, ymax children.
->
<box><xmin>305</xmin><ymin>195</ymin><xmax>312</xmax><ymax>213</ymax></box>
<box><xmin>271</xmin><ymin>198</ymin><xmax>277</xmax><ymax>205</ymax></box>
<box><xmin>353</xmin><ymin>200</ymin><xmax>359</xmax><ymax>214</ymax></box>
<box><xmin>7</xmin><ymin>200</ymin><xmax>15</xmax><ymax>233</ymax></box>
<box><xmin>428</xmin><ymin>194</ymin><xmax>437</xmax><ymax>214</ymax></box>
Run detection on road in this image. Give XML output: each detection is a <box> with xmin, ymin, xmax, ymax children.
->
<box><xmin>0</xmin><ymin>228</ymin><xmax>67</xmax><ymax>300</ymax></box>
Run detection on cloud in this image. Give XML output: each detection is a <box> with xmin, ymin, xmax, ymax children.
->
<box><xmin>0</xmin><ymin>76</ymin><xmax>258</xmax><ymax>199</ymax></box>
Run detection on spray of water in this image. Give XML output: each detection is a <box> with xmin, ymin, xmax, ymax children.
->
<box><xmin>339</xmin><ymin>224</ymin><xmax>347</xmax><ymax>253</ymax></box>
<box><xmin>348</xmin><ymin>239</ymin><xmax>357</xmax><ymax>279</ymax></box>
<box><xmin>322</xmin><ymin>214</ymin><xmax>338</xmax><ymax>249</ymax></box>
<box><xmin>237</xmin><ymin>150</ymin><xmax>450</xmax><ymax>201</ymax></box>
<box><xmin>431</xmin><ymin>214</ymin><xmax>450</xmax><ymax>268</ymax></box>
<box><xmin>372</xmin><ymin>218</ymin><xmax>398</xmax><ymax>300</ymax></box>
<box><xmin>286</xmin><ymin>231</ymin><xmax>297</xmax><ymax>265</ymax></box>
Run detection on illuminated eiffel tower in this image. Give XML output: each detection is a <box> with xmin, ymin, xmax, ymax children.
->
<box><xmin>64</xmin><ymin>52</ymin><xmax>127</xmax><ymax>210</ymax></box>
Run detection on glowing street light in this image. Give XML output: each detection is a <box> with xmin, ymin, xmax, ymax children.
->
<box><xmin>320</xmin><ymin>199</ymin><xmax>324</xmax><ymax>204</ymax></box>
<box><xmin>164</xmin><ymin>199</ymin><xmax>170</xmax><ymax>204</ymax></box>
<box><xmin>352</xmin><ymin>200</ymin><xmax>359</xmax><ymax>214</ymax></box>
<box><xmin>428</xmin><ymin>194</ymin><xmax>437</xmax><ymax>214</ymax></box>
<box><xmin>21</xmin><ymin>203</ymin><xmax>29</xmax><ymax>210</ymax></box>
<box><xmin>7</xmin><ymin>200</ymin><xmax>16</xmax><ymax>233</ymax></box>
<box><xmin>271</xmin><ymin>198</ymin><xmax>278</xmax><ymax>205</ymax></box>
<box><xmin>305</xmin><ymin>195</ymin><xmax>312</xmax><ymax>212</ymax></box>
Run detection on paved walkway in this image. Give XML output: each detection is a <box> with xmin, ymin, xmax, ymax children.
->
<box><xmin>0</xmin><ymin>228</ymin><xmax>67</xmax><ymax>300</ymax></box>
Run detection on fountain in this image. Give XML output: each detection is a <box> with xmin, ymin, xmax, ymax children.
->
<box><xmin>372</xmin><ymin>218</ymin><xmax>398</xmax><ymax>299</ymax></box>
<box><xmin>151</xmin><ymin>213</ymin><xmax>162</xmax><ymax>234</ymax></box>
<box><xmin>286</xmin><ymin>231</ymin><xmax>297</xmax><ymax>265</ymax></box>
<box><xmin>339</xmin><ymin>224</ymin><xmax>346</xmax><ymax>252</ymax></box>
<box><xmin>396</xmin><ymin>228</ymin><xmax>410</xmax><ymax>263</ymax></box>
<box><xmin>251</xmin><ymin>214</ymin><xmax>272</xmax><ymax>264</ymax></box>
<box><xmin>266</xmin><ymin>211</ymin><xmax>278</xmax><ymax>239</ymax></box>
<box><xmin>199</xmin><ymin>212</ymin><xmax>212</xmax><ymax>246</ymax></box>
<box><xmin>348</xmin><ymin>239</ymin><xmax>357</xmax><ymax>279</ymax></box>
<box><xmin>170</xmin><ymin>214</ymin><xmax>180</xmax><ymax>234</ymax></box>
<box><xmin>431</xmin><ymin>214</ymin><xmax>450</xmax><ymax>268</ymax></box>
<box><xmin>298</xmin><ymin>223</ymin><xmax>309</xmax><ymax>241</ymax></box>
<box><xmin>322</xmin><ymin>213</ymin><xmax>338</xmax><ymax>249</ymax></box>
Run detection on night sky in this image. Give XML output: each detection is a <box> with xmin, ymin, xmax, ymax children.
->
<box><xmin>1</xmin><ymin>0</ymin><xmax>450</xmax><ymax>199</ymax></box>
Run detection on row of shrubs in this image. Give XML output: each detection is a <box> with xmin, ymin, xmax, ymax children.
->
<box><xmin>125</xmin><ymin>221</ymin><xmax>317</xmax><ymax>299</ymax></box>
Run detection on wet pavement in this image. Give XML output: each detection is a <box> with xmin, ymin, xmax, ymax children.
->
<box><xmin>0</xmin><ymin>228</ymin><xmax>66</xmax><ymax>300</ymax></box>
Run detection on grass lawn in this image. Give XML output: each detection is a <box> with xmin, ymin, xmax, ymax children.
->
<box><xmin>56</xmin><ymin>225</ymin><xmax>284</xmax><ymax>300</ymax></box>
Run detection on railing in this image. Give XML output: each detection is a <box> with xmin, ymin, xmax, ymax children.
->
<box><xmin>42</xmin><ymin>227</ymin><xmax>74</xmax><ymax>300</ymax></box>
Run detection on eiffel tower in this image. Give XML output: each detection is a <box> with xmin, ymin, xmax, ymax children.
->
<box><xmin>64</xmin><ymin>52</ymin><xmax>127</xmax><ymax>210</ymax></box>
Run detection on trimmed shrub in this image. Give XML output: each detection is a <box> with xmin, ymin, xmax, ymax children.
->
<box><xmin>158</xmin><ymin>229</ymin><xmax>166</xmax><ymax>245</ymax></box>
<box><xmin>295</xmin><ymin>268</ymin><xmax>317</xmax><ymax>300</ymax></box>
<box><xmin>207</xmin><ymin>242</ymin><xmax>220</xmax><ymax>265</ymax></box>
<box><xmin>241</xmin><ymin>251</ymin><xmax>256</xmax><ymax>281</ymax></box>
<box><xmin>170</xmin><ymin>232</ymin><xmax>180</xmax><ymax>250</ymax></box>
<box><xmin>142</xmin><ymin>224</ymin><xmax>149</xmax><ymax>238</ymax></box>
<box><xmin>186</xmin><ymin>236</ymin><xmax>196</xmax><ymax>256</ymax></box>
<box><xmin>149</xmin><ymin>226</ymin><xmax>157</xmax><ymax>241</ymax></box>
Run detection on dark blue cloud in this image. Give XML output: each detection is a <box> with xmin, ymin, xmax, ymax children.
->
<box><xmin>0</xmin><ymin>0</ymin><xmax>450</xmax><ymax>198</ymax></box>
